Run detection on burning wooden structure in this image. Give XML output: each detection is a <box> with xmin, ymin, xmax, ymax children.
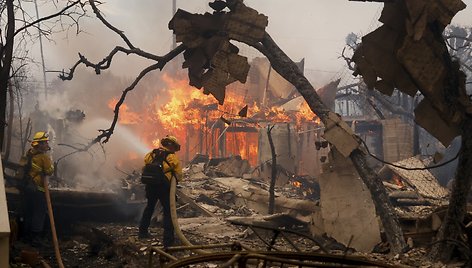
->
<box><xmin>149</xmin><ymin>58</ymin><xmax>334</xmax><ymax>179</ymax></box>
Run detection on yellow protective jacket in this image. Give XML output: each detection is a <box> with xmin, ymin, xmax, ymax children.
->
<box><xmin>144</xmin><ymin>146</ymin><xmax>183</xmax><ymax>182</ymax></box>
<box><xmin>24</xmin><ymin>148</ymin><xmax>54</xmax><ymax>192</ymax></box>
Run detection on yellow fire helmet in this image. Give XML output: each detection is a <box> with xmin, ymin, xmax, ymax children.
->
<box><xmin>161</xmin><ymin>135</ymin><xmax>181</xmax><ymax>151</ymax></box>
<box><xmin>31</xmin><ymin>131</ymin><xmax>49</xmax><ymax>147</ymax></box>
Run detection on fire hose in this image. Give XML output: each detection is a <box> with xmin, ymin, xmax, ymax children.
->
<box><xmin>43</xmin><ymin>177</ymin><xmax>65</xmax><ymax>268</ymax></box>
<box><xmin>169</xmin><ymin>176</ymin><xmax>208</xmax><ymax>254</ymax></box>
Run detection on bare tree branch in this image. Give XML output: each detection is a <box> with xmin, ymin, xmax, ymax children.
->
<box><xmin>13</xmin><ymin>0</ymin><xmax>84</xmax><ymax>37</ymax></box>
<box><xmin>89</xmin><ymin>0</ymin><xmax>135</xmax><ymax>49</ymax></box>
<box><xmin>337</xmin><ymin>82</ymin><xmax>361</xmax><ymax>92</ymax></box>
<box><xmin>58</xmin><ymin>40</ymin><xmax>183</xmax><ymax>153</ymax></box>
<box><xmin>444</xmin><ymin>34</ymin><xmax>472</xmax><ymax>43</ymax></box>
<box><xmin>60</xmin><ymin>44</ymin><xmax>185</xmax><ymax>80</ymax></box>
<box><xmin>54</xmin><ymin>0</ymin><xmax>186</xmax><ymax>160</ymax></box>
<box><xmin>340</xmin><ymin>47</ymin><xmax>356</xmax><ymax>71</ymax></box>
<box><xmin>460</xmin><ymin>61</ymin><xmax>472</xmax><ymax>73</ymax></box>
<box><xmin>54</xmin><ymin>65</ymin><xmax>167</xmax><ymax>168</ymax></box>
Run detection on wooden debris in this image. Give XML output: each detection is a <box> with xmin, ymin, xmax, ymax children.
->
<box><xmin>383</xmin><ymin>181</ymin><xmax>404</xmax><ymax>190</ymax></box>
<box><xmin>386</xmin><ymin>156</ymin><xmax>449</xmax><ymax>200</ymax></box>
<box><xmin>394</xmin><ymin>199</ymin><xmax>430</xmax><ymax>206</ymax></box>
<box><xmin>225</xmin><ymin>2</ymin><xmax>268</xmax><ymax>45</ymax></box>
<box><xmin>315</xmin><ymin>79</ymin><xmax>341</xmax><ymax>111</ymax></box>
<box><xmin>389</xmin><ymin>190</ymin><xmax>420</xmax><ymax>200</ymax></box>
<box><xmin>382</xmin><ymin>118</ymin><xmax>414</xmax><ymax>162</ymax></box>
<box><xmin>169</xmin><ymin>3</ymin><xmax>267</xmax><ymax>104</ymax></box>
<box><xmin>414</xmin><ymin>99</ymin><xmax>460</xmax><ymax>147</ymax></box>
<box><xmin>352</xmin><ymin>0</ymin><xmax>467</xmax><ymax>146</ymax></box>
<box><xmin>213</xmin><ymin>177</ymin><xmax>319</xmax><ymax>218</ymax></box>
<box><xmin>178</xmin><ymin>217</ymin><xmax>242</xmax><ymax>240</ymax></box>
<box><xmin>206</xmin><ymin>156</ymin><xmax>250</xmax><ymax>178</ymax></box>
<box><xmin>227</xmin><ymin>213</ymin><xmax>307</xmax><ymax>229</ymax></box>
<box><xmin>396</xmin><ymin>37</ymin><xmax>446</xmax><ymax>98</ymax></box>
<box><xmin>176</xmin><ymin>189</ymin><xmax>215</xmax><ymax>217</ymax></box>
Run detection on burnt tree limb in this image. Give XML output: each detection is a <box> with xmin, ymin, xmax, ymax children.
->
<box><xmin>253</xmin><ymin>32</ymin><xmax>407</xmax><ymax>254</ymax></box>
<box><xmin>428</xmin><ymin>119</ymin><xmax>472</xmax><ymax>261</ymax></box>
<box><xmin>427</xmin><ymin>28</ymin><xmax>472</xmax><ymax>263</ymax></box>
<box><xmin>0</xmin><ymin>0</ymin><xmax>15</xmax><ymax>151</ymax></box>
<box><xmin>267</xmin><ymin>125</ymin><xmax>276</xmax><ymax>215</ymax></box>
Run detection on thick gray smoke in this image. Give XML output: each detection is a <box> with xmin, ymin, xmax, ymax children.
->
<box><xmin>26</xmin><ymin>68</ymin><xmax>174</xmax><ymax>192</ymax></box>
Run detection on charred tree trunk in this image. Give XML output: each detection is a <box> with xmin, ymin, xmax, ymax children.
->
<box><xmin>4</xmin><ymin>82</ymin><xmax>14</xmax><ymax>160</ymax></box>
<box><xmin>426</xmin><ymin>23</ymin><xmax>472</xmax><ymax>261</ymax></box>
<box><xmin>0</xmin><ymin>0</ymin><xmax>15</xmax><ymax>151</ymax></box>
<box><xmin>256</xmin><ymin>33</ymin><xmax>407</xmax><ymax>253</ymax></box>
<box><xmin>429</xmin><ymin>118</ymin><xmax>472</xmax><ymax>261</ymax></box>
<box><xmin>267</xmin><ymin>125</ymin><xmax>276</xmax><ymax>215</ymax></box>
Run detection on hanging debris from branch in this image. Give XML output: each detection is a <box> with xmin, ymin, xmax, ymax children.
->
<box><xmin>169</xmin><ymin>2</ymin><xmax>268</xmax><ymax>104</ymax></box>
<box><xmin>352</xmin><ymin>0</ymin><xmax>468</xmax><ymax>146</ymax></box>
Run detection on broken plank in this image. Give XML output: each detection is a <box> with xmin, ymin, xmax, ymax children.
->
<box><xmin>177</xmin><ymin>189</ymin><xmax>215</xmax><ymax>217</ymax></box>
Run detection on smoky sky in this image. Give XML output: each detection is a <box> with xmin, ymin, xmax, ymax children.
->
<box><xmin>38</xmin><ymin>0</ymin><xmax>472</xmax><ymax>87</ymax></box>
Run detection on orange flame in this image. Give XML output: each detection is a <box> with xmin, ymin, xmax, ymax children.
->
<box><xmin>108</xmin><ymin>72</ymin><xmax>321</xmax><ymax>166</ymax></box>
<box><xmin>296</xmin><ymin>102</ymin><xmax>320</xmax><ymax>125</ymax></box>
<box><xmin>108</xmin><ymin>98</ymin><xmax>142</xmax><ymax>125</ymax></box>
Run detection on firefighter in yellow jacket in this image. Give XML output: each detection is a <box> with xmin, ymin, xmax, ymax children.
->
<box><xmin>22</xmin><ymin>131</ymin><xmax>54</xmax><ymax>246</ymax></box>
<box><xmin>138</xmin><ymin>135</ymin><xmax>183</xmax><ymax>247</ymax></box>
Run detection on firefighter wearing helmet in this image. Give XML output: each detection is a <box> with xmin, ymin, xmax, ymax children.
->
<box><xmin>138</xmin><ymin>135</ymin><xmax>183</xmax><ymax>247</ymax></box>
<box><xmin>21</xmin><ymin>131</ymin><xmax>54</xmax><ymax>247</ymax></box>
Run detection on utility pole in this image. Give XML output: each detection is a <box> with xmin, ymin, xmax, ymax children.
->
<box><xmin>34</xmin><ymin>0</ymin><xmax>48</xmax><ymax>100</ymax></box>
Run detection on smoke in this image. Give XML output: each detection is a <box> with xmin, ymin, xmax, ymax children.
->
<box><xmin>29</xmin><ymin>67</ymin><xmax>176</xmax><ymax>192</ymax></box>
<box><xmin>55</xmin><ymin>117</ymin><xmax>151</xmax><ymax>191</ymax></box>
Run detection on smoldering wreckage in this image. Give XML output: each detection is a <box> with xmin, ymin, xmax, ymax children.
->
<box><xmin>1</xmin><ymin>0</ymin><xmax>472</xmax><ymax>267</ymax></box>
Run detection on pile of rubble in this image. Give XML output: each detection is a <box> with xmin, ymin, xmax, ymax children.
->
<box><xmin>9</xmin><ymin>153</ymin><xmax>468</xmax><ymax>267</ymax></box>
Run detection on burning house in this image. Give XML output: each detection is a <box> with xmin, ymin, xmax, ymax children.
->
<box><xmin>90</xmin><ymin>57</ymin><xmax>332</xmax><ymax>182</ymax></box>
